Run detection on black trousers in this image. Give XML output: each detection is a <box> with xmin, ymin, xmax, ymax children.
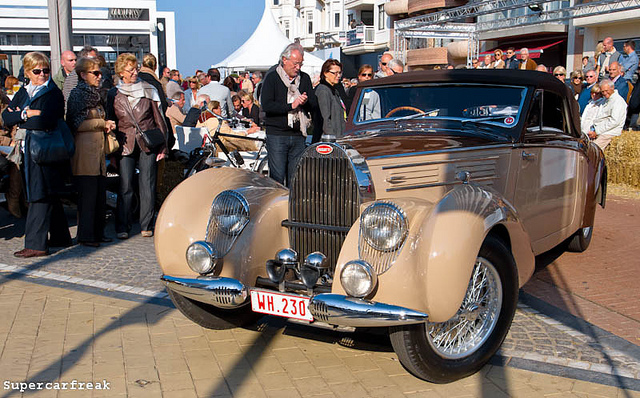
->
<box><xmin>24</xmin><ymin>197</ymin><xmax>71</xmax><ymax>251</ymax></box>
<box><xmin>116</xmin><ymin>147</ymin><xmax>157</xmax><ymax>233</ymax></box>
<box><xmin>75</xmin><ymin>175</ymin><xmax>106</xmax><ymax>242</ymax></box>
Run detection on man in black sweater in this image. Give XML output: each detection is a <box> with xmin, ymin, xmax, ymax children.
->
<box><xmin>261</xmin><ymin>43</ymin><xmax>317</xmax><ymax>186</ymax></box>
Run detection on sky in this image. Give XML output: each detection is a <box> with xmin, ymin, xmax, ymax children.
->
<box><xmin>156</xmin><ymin>0</ymin><xmax>266</xmax><ymax>75</ymax></box>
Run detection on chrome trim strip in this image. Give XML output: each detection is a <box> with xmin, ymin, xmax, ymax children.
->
<box><xmin>309</xmin><ymin>294</ymin><xmax>429</xmax><ymax>327</ymax></box>
<box><xmin>368</xmin><ymin>143</ymin><xmax>515</xmax><ymax>161</ymax></box>
<box><xmin>382</xmin><ymin>155</ymin><xmax>500</xmax><ymax>170</ymax></box>
<box><xmin>386</xmin><ymin>176</ymin><xmax>498</xmax><ymax>192</ymax></box>
<box><xmin>162</xmin><ymin>275</ymin><xmax>249</xmax><ymax>309</ymax></box>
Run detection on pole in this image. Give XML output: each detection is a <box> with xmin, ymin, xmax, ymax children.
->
<box><xmin>47</xmin><ymin>0</ymin><xmax>73</xmax><ymax>76</ymax></box>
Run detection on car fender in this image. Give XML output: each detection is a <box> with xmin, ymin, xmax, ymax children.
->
<box><xmin>155</xmin><ymin>167</ymin><xmax>288</xmax><ymax>281</ymax></box>
<box><xmin>333</xmin><ymin>184</ymin><xmax>534</xmax><ymax>322</ymax></box>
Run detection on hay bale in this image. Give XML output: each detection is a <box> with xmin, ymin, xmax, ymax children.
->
<box><xmin>605</xmin><ymin>130</ymin><xmax>640</xmax><ymax>188</ymax></box>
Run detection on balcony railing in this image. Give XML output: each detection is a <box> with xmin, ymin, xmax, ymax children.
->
<box><xmin>342</xmin><ymin>25</ymin><xmax>376</xmax><ymax>47</ymax></box>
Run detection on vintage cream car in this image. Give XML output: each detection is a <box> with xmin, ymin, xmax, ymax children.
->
<box><xmin>155</xmin><ymin>70</ymin><xmax>606</xmax><ymax>383</ymax></box>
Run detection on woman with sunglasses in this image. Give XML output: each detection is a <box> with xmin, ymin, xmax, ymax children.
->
<box><xmin>2</xmin><ymin>51</ymin><xmax>72</xmax><ymax>257</ymax></box>
<box><xmin>313</xmin><ymin>59</ymin><xmax>346</xmax><ymax>143</ymax></box>
<box><xmin>66</xmin><ymin>57</ymin><xmax>117</xmax><ymax>247</ymax></box>
<box><xmin>109</xmin><ymin>53</ymin><xmax>168</xmax><ymax>240</ymax></box>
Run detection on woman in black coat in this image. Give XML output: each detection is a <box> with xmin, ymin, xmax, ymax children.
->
<box><xmin>1</xmin><ymin>52</ymin><xmax>71</xmax><ymax>257</ymax></box>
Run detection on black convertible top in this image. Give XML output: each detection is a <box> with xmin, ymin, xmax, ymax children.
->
<box><xmin>359</xmin><ymin>69</ymin><xmax>570</xmax><ymax>94</ymax></box>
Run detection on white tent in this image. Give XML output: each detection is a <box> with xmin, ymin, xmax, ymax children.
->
<box><xmin>214</xmin><ymin>0</ymin><xmax>325</xmax><ymax>76</ymax></box>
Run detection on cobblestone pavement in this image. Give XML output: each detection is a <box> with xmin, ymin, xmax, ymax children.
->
<box><xmin>1</xmin><ymin>198</ymin><xmax>640</xmax><ymax>392</ymax></box>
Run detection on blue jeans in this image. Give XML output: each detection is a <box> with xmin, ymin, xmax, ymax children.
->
<box><xmin>266</xmin><ymin>134</ymin><xmax>306</xmax><ymax>186</ymax></box>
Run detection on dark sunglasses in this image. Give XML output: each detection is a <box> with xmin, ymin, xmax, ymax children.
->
<box><xmin>360</xmin><ymin>73</ymin><xmax>372</xmax><ymax>77</ymax></box>
<box><xmin>554</xmin><ymin>73</ymin><xmax>565</xmax><ymax>76</ymax></box>
<box><xmin>87</xmin><ymin>70</ymin><xmax>102</xmax><ymax>77</ymax></box>
<box><xmin>381</xmin><ymin>62</ymin><xmax>387</xmax><ymax>66</ymax></box>
<box><xmin>31</xmin><ymin>68</ymin><xmax>50</xmax><ymax>75</ymax></box>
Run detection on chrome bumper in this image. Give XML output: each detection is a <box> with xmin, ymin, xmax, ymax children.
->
<box><xmin>309</xmin><ymin>294</ymin><xmax>429</xmax><ymax>327</ymax></box>
<box><xmin>161</xmin><ymin>275</ymin><xmax>248</xmax><ymax>309</ymax></box>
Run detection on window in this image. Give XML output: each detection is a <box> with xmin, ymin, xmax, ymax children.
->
<box><xmin>525</xmin><ymin>90</ymin><xmax>572</xmax><ymax>137</ymax></box>
<box><xmin>273</xmin><ymin>0</ymin><xmax>279</xmax><ymax>5</ymax></box>
<box><xmin>284</xmin><ymin>20</ymin><xmax>290</xmax><ymax>39</ymax></box>
<box><xmin>378</xmin><ymin>5</ymin><xmax>385</xmax><ymax>30</ymax></box>
<box><xmin>307</xmin><ymin>11</ymin><xmax>313</xmax><ymax>34</ymax></box>
<box><xmin>334</xmin><ymin>12</ymin><xmax>340</xmax><ymax>29</ymax></box>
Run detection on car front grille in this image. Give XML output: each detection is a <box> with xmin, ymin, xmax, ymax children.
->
<box><xmin>287</xmin><ymin>144</ymin><xmax>361</xmax><ymax>272</ymax></box>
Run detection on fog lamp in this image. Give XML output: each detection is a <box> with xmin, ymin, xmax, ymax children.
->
<box><xmin>340</xmin><ymin>260</ymin><xmax>377</xmax><ymax>298</ymax></box>
<box><xmin>186</xmin><ymin>241</ymin><xmax>218</xmax><ymax>274</ymax></box>
<box><xmin>300</xmin><ymin>252</ymin><xmax>329</xmax><ymax>288</ymax></box>
<box><xmin>267</xmin><ymin>248</ymin><xmax>298</xmax><ymax>283</ymax></box>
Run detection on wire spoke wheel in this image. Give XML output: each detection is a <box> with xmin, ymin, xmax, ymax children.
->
<box><xmin>426</xmin><ymin>258</ymin><xmax>502</xmax><ymax>359</ymax></box>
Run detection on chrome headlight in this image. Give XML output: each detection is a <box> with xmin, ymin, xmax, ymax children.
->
<box><xmin>212</xmin><ymin>190</ymin><xmax>250</xmax><ymax>236</ymax></box>
<box><xmin>360</xmin><ymin>202</ymin><xmax>408</xmax><ymax>252</ymax></box>
<box><xmin>186</xmin><ymin>241</ymin><xmax>218</xmax><ymax>274</ymax></box>
<box><xmin>340</xmin><ymin>260</ymin><xmax>377</xmax><ymax>298</ymax></box>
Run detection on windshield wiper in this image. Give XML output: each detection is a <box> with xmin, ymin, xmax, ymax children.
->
<box><xmin>461</xmin><ymin>115</ymin><xmax>513</xmax><ymax>125</ymax></box>
<box><xmin>459</xmin><ymin>119</ymin><xmax>510</xmax><ymax>141</ymax></box>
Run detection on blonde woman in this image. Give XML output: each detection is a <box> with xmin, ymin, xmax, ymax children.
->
<box><xmin>110</xmin><ymin>53</ymin><xmax>168</xmax><ymax>239</ymax></box>
<box><xmin>1</xmin><ymin>52</ymin><xmax>71</xmax><ymax>257</ymax></box>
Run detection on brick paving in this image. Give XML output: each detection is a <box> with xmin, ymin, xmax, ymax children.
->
<box><xmin>523</xmin><ymin>196</ymin><xmax>640</xmax><ymax>346</ymax></box>
<box><xmin>1</xmin><ymin>195</ymin><xmax>640</xmax><ymax>394</ymax></box>
<box><xmin>0</xmin><ymin>277</ymin><xmax>638</xmax><ymax>398</ymax></box>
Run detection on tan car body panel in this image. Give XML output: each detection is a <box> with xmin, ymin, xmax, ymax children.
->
<box><xmin>155</xmin><ymin>168</ymin><xmax>289</xmax><ymax>280</ymax></box>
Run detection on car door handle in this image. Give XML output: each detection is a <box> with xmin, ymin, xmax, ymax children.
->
<box><xmin>521</xmin><ymin>151</ymin><xmax>536</xmax><ymax>161</ymax></box>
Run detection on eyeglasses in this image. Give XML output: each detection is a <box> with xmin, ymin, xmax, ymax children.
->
<box><xmin>586</xmin><ymin>75</ymin><xmax>596</xmax><ymax>79</ymax></box>
<box><xmin>123</xmin><ymin>67</ymin><xmax>139</xmax><ymax>75</ymax></box>
<box><xmin>327</xmin><ymin>70</ymin><xmax>342</xmax><ymax>76</ymax></box>
<box><xmin>554</xmin><ymin>73</ymin><xmax>565</xmax><ymax>76</ymax></box>
<box><xmin>572</xmin><ymin>76</ymin><xmax>582</xmax><ymax>80</ymax></box>
<box><xmin>381</xmin><ymin>62</ymin><xmax>388</xmax><ymax>66</ymax></box>
<box><xmin>287</xmin><ymin>59</ymin><xmax>303</xmax><ymax>67</ymax></box>
<box><xmin>31</xmin><ymin>68</ymin><xmax>51</xmax><ymax>75</ymax></box>
<box><xmin>360</xmin><ymin>73</ymin><xmax>372</xmax><ymax>77</ymax></box>
<box><xmin>87</xmin><ymin>70</ymin><xmax>102</xmax><ymax>77</ymax></box>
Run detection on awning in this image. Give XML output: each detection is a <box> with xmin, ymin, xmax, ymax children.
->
<box><xmin>479</xmin><ymin>40</ymin><xmax>565</xmax><ymax>59</ymax></box>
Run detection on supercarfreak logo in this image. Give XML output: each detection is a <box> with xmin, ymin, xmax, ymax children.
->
<box><xmin>316</xmin><ymin>144</ymin><xmax>333</xmax><ymax>155</ymax></box>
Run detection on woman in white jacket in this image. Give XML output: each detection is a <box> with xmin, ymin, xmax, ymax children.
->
<box><xmin>581</xmin><ymin>84</ymin><xmax>604</xmax><ymax>136</ymax></box>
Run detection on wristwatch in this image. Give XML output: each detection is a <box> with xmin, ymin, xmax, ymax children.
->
<box><xmin>21</xmin><ymin>108</ymin><xmax>28</xmax><ymax>121</ymax></box>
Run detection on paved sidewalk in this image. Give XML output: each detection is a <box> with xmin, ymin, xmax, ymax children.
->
<box><xmin>1</xmin><ymin>276</ymin><xmax>639</xmax><ymax>398</ymax></box>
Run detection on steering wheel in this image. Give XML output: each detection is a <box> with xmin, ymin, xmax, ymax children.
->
<box><xmin>385</xmin><ymin>106</ymin><xmax>424</xmax><ymax>118</ymax></box>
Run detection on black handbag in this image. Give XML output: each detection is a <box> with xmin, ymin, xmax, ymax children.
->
<box><xmin>124</xmin><ymin>101</ymin><xmax>165</xmax><ymax>153</ymax></box>
<box><xmin>29</xmin><ymin>119</ymin><xmax>76</xmax><ymax>164</ymax></box>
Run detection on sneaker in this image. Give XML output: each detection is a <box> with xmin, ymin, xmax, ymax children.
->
<box><xmin>117</xmin><ymin>232</ymin><xmax>129</xmax><ymax>240</ymax></box>
<box><xmin>141</xmin><ymin>230</ymin><xmax>154</xmax><ymax>238</ymax></box>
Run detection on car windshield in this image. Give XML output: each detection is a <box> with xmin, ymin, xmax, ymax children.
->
<box><xmin>354</xmin><ymin>83</ymin><xmax>527</xmax><ymax>130</ymax></box>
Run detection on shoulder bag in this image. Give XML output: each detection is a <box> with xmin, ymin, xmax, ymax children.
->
<box><xmin>123</xmin><ymin>100</ymin><xmax>165</xmax><ymax>153</ymax></box>
<box><xmin>29</xmin><ymin>119</ymin><xmax>76</xmax><ymax>164</ymax></box>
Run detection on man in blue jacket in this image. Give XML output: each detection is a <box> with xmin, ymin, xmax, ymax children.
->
<box><xmin>579</xmin><ymin>70</ymin><xmax>598</xmax><ymax>114</ymax></box>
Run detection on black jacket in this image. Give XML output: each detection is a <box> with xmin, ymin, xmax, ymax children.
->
<box><xmin>261</xmin><ymin>69</ymin><xmax>317</xmax><ymax>136</ymax></box>
<box><xmin>1</xmin><ymin>80</ymin><xmax>68</xmax><ymax>202</ymax></box>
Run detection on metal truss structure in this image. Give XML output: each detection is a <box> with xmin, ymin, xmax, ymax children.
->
<box><xmin>394</xmin><ymin>0</ymin><xmax>640</xmax><ymax>67</ymax></box>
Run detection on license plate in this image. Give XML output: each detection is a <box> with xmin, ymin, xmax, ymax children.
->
<box><xmin>250</xmin><ymin>289</ymin><xmax>313</xmax><ymax>322</ymax></box>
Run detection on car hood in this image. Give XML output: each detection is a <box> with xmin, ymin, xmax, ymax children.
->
<box><xmin>340</xmin><ymin>127</ymin><xmax>509</xmax><ymax>160</ymax></box>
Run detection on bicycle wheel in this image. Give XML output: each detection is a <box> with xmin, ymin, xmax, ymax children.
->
<box><xmin>256</xmin><ymin>156</ymin><xmax>270</xmax><ymax>177</ymax></box>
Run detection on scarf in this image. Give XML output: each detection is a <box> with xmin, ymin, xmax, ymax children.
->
<box><xmin>25</xmin><ymin>79</ymin><xmax>50</xmax><ymax>99</ymax></box>
<box><xmin>117</xmin><ymin>78</ymin><xmax>161</xmax><ymax>109</ymax></box>
<box><xmin>275</xmin><ymin>64</ymin><xmax>310</xmax><ymax>136</ymax></box>
<box><xmin>571</xmin><ymin>81</ymin><xmax>584</xmax><ymax>96</ymax></box>
<box><xmin>66</xmin><ymin>80</ymin><xmax>102</xmax><ymax>131</ymax></box>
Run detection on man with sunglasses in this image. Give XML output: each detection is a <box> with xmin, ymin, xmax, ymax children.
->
<box><xmin>505</xmin><ymin>48</ymin><xmax>519</xmax><ymax>70</ymax></box>
<box><xmin>579</xmin><ymin>69</ymin><xmax>599</xmax><ymax>113</ymax></box>
<box><xmin>375</xmin><ymin>53</ymin><xmax>393</xmax><ymax>78</ymax></box>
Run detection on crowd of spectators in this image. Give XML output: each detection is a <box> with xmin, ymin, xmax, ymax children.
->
<box><xmin>0</xmin><ymin>37</ymin><xmax>638</xmax><ymax>256</ymax></box>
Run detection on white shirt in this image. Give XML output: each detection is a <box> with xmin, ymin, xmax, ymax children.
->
<box><xmin>593</xmin><ymin>90</ymin><xmax>627</xmax><ymax>137</ymax></box>
<box><xmin>580</xmin><ymin>97</ymin><xmax>604</xmax><ymax>136</ymax></box>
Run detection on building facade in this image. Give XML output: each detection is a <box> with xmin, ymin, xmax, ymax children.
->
<box><xmin>0</xmin><ymin>0</ymin><xmax>176</xmax><ymax>77</ymax></box>
<box><xmin>269</xmin><ymin>0</ymin><xmax>393</xmax><ymax>77</ymax></box>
